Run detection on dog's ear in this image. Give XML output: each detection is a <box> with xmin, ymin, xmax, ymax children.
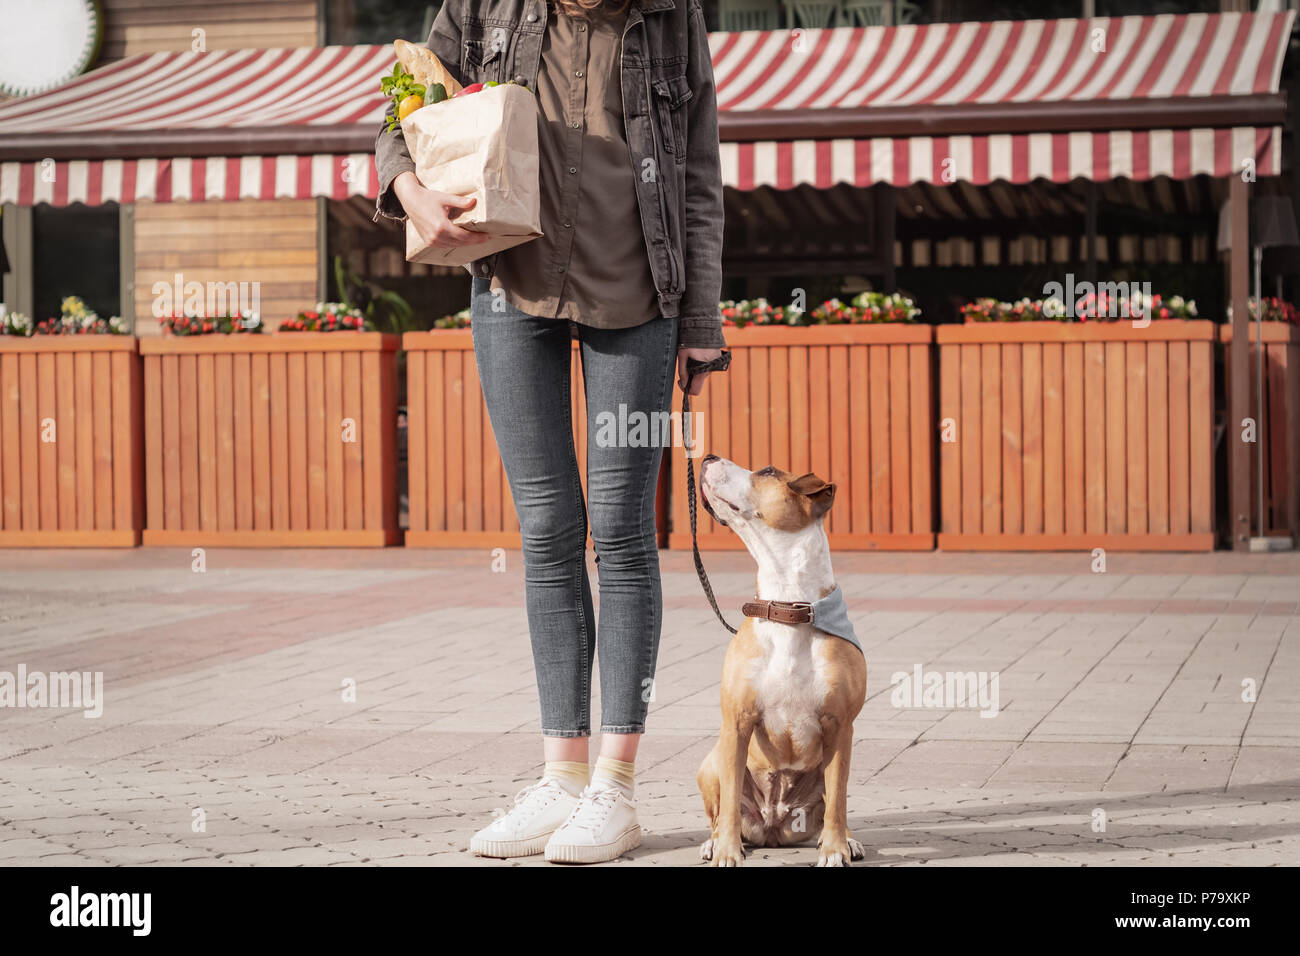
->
<box><xmin>789</xmin><ymin>473</ymin><xmax>836</xmax><ymax>520</ymax></box>
<box><xmin>788</xmin><ymin>472</ymin><xmax>829</xmax><ymax>495</ymax></box>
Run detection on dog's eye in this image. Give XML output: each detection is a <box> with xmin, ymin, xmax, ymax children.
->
<box><xmin>756</xmin><ymin>466</ymin><xmax>776</xmax><ymax>477</ymax></box>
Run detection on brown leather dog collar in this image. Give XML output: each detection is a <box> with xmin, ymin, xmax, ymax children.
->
<box><xmin>741</xmin><ymin>599</ymin><xmax>814</xmax><ymax>625</ymax></box>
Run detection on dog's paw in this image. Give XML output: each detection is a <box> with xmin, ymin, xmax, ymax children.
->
<box><xmin>709</xmin><ymin>839</ymin><xmax>746</xmax><ymax>867</ymax></box>
<box><xmin>815</xmin><ymin>834</ymin><xmax>861</xmax><ymax>867</ymax></box>
<box><xmin>699</xmin><ymin>837</ymin><xmax>715</xmax><ymax>862</ymax></box>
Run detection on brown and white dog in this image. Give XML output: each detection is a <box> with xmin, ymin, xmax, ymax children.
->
<box><xmin>695</xmin><ymin>455</ymin><xmax>867</xmax><ymax>867</ymax></box>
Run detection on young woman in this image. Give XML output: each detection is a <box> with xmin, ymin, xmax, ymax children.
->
<box><xmin>375</xmin><ymin>0</ymin><xmax>726</xmax><ymax>864</ymax></box>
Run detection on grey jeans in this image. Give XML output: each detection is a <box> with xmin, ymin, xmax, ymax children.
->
<box><xmin>470</xmin><ymin>277</ymin><xmax>678</xmax><ymax>736</ymax></box>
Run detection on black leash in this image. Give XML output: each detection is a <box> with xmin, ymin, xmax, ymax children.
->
<box><xmin>682</xmin><ymin>351</ymin><xmax>737</xmax><ymax>635</ymax></box>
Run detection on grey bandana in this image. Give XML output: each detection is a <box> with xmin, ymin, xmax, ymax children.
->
<box><xmin>811</xmin><ymin>586</ymin><xmax>861</xmax><ymax>653</ymax></box>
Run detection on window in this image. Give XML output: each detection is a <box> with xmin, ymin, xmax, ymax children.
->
<box><xmin>326</xmin><ymin>0</ymin><xmax>442</xmax><ymax>45</ymax></box>
<box><xmin>32</xmin><ymin>204</ymin><xmax>120</xmax><ymax>323</ymax></box>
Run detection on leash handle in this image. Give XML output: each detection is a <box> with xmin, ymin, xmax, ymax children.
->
<box><xmin>686</xmin><ymin>352</ymin><xmax>732</xmax><ymax>380</ymax></box>
<box><xmin>683</xmin><ymin>350</ymin><xmax>737</xmax><ymax>635</ymax></box>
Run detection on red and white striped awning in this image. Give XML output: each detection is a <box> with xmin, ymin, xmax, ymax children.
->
<box><xmin>720</xmin><ymin>127</ymin><xmax>1280</xmax><ymax>191</ymax></box>
<box><xmin>713</xmin><ymin>10</ymin><xmax>1293</xmax><ymax>189</ymax></box>
<box><xmin>0</xmin><ymin>45</ymin><xmax>392</xmax><ymax>205</ymax></box>
<box><xmin>0</xmin><ymin>154</ymin><xmax>379</xmax><ymax>206</ymax></box>
<box><xmin>0</xmin><ymin>10</ymin><xmax>1291</xmax><ymax>204</ymax></box>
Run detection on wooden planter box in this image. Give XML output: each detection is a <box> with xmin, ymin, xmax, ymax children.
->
<box><xmin>669</xmin><ymin>324</ymin><xmax>935</xmax><ymax>551</ymax></box>
<box><xmin>402</xmin><ymin>330</ymin><xmax>669</xmax><ymax>548</ymax></box>
<box><xmin>139</xmin><ymin>333</ymin><xmax>399</xmax><ymax>547</ymax></box>
<box><xmin>936</xmin><ymin>321</ymin><xmax>1215</xmax><ymax>551</ymax></box>
<box><xmin>1220</xmin><ymin>322</ymin><xmax>1300</xmax><ymax>544</ymax></box>
<box><xmin>0</xmin><ymin>336</ymin><xmax>142</xmax><ymax>546</ymax></box>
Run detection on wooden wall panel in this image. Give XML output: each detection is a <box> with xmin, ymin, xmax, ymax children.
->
<box><xmin>99</xmin><ymin>0</ymin><xmax>319</xmax><ymax>61</ymax></box>
<box><xmin>139</xmin><ymin>333</ymin><xmax>398</xmax><ymax>546</ymax></box>
<box><xmin>132</xmin><ymin>199</ymin><xmax>319</xmax><ymax>337</ymax></box>
<box><xmin>0</xmin><ymin>338</ymin><xmax>141</xmax><ymax>546</ymax></box>
<box><xmin>662</xmin><ymin>325</ymin><xmax>934</xmax><ymax>551</ymax></box>
<box><xmin>937</xmin><ymin>321</ymin><xmax>1216</xmax><ymax>551</ymax></box>
<box><xmin>1221</xmin><ymin>323</ymin><xmax>1300</xmax><ymax>544</ymax></box>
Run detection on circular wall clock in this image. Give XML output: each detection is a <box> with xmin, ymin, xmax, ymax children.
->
<box><xmin>0</xmin><ymin>0</ymin><xmax>104</xmax><ymax>97</ymax></box>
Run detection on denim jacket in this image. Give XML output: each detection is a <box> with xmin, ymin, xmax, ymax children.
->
<box><xmin>373</xmin><ymin>0</ymin><xmax>727</xmax><ymax>350</ymax></box>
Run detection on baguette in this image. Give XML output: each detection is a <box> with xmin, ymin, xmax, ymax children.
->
<box><xmin>393</xmin><ymin>39</ymin><xmax>463</xmax><ymax>98</ymax></box>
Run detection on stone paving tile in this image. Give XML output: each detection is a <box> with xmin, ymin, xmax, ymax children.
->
<box><xmin>1</xmin><ymin>548</ymin><xmax>1298</xmax><ymax>865</ymax></box>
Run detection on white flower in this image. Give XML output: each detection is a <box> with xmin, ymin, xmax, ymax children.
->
<box><xmin>1042</xmin><ymin>297</ymin><xmax>1067</xmax><ymax>318</ymax></box>
<box><xmin>2</xmin><ymin>312</ymin><xmax>32</xmax><ymax>335</ymax></box>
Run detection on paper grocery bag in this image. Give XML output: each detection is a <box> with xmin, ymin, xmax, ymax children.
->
<box><xmin>399</xmin><ymin>83</ymin><xmax>543</xmax><ymax>268</ymax></box>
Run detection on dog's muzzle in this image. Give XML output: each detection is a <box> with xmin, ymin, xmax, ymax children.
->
<box><xmin>699</xmin><ymin>455</ymin><xmax>726</xmax><ymax>527</ymax></box>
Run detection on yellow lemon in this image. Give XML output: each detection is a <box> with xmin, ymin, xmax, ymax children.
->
<box><xmin>397</xmin><ymin>94</ymin><xmax>423</xmax><ymax>121</ymax></box>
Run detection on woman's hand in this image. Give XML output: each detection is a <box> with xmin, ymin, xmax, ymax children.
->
<box><xmin>677</xmin><ymin>347</ymin><xmax>724</xmax><ymax>396</ymax></box>
<box><xmin>393</xmin><ymin>171</ymin><xmax>491</xmax><ymax>248</ymax></box>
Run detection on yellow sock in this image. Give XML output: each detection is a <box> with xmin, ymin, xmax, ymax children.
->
<box><xmin>544</xmin><ymin>761</ymin><xmax>589</xmax><ymax>796</ymax></box>
<box><xmin>592</xmin><ymin>756</ymin><xmax>635</xmax><ymax>798</ymax></box>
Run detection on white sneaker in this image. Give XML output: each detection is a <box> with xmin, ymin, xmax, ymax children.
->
<box><xmin>469</xmin><ymin>777</ymin><xmax>580</xmax><ymax>858</ymax></box>
<box><xmin>544</xmin><ymin>783</ymin><xmax>642</xmax><ymax>864</ymax></box>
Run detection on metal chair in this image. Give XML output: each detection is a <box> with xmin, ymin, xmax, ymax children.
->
<box><xmin>718</xmin><ymin>0</ymin><xmax>782</xmax><ymax>31</ymax></box>
<box><xmin>787</xmin><ymin>2</ymin><xmax>843</xmax><ymax>28</ymax></box>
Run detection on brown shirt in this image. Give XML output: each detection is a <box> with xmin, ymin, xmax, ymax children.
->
<box><xmin>489</xmin><ymin>4</ymin><xmax>661</xmax><ymax>330</ymax></box>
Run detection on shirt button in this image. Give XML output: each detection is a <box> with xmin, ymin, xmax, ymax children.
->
<box><xmin>568</xmin><ymin>166</ymin><xmax>577</xmax><ymax>174</ymax></box>
<box><xmin>575</xmin><ymin>70</ymin><xmax>584</xmax><ymax>78</ymax></box>
<box><xmin>557</xmin><ymin>265</ymin><xmax>566</xmax><ymax>273</ymax></box>
<box><xmin>571</xmin><ymin>121</ymin><xmax>580</xmax><ymax>129</ymax></box>
<box><xmin>527</xmin><ymin>13</ymin><xmax>538</xmax><ymax>21</ymax></box>
<box><xmin>562</xmin><ymin>220</ymin><xmax>572</xmax><ymax>228</ymax></box>
<box><xmin>514</xmin><ymin>74</ymin><xmax>525</xmax><ymax>83</ymax></box>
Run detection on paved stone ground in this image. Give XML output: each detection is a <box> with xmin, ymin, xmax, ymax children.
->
<box><xmin>0</xmin><ymin>547</ymin><xmax>1297</xmax><ymax>867</ymax></box>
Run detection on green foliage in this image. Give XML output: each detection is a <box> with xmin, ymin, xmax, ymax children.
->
<box><xmin>333</xmin><ymin>255</ymin><xmax>416</xmax><ymax>335</ymax></box>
